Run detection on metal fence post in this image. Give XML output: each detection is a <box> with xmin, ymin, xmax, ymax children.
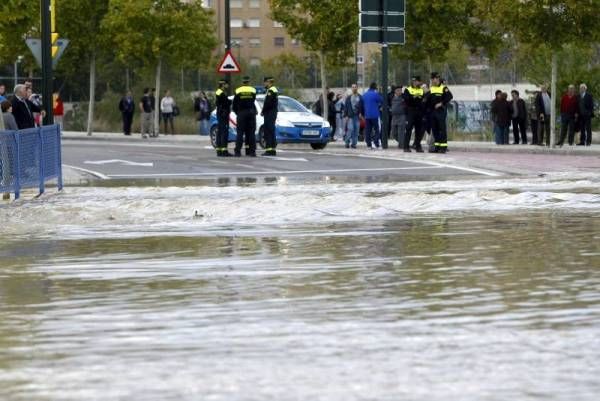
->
<box><xmin>57</xmin><ymin>125</ymin><xmax>63</xmax><ymax>191</ymax></box>
<box><xmin>14</xmin><ymin>131</ymin><xmax>21</xmax><ymax>200</ymax></box>
<box><xmin>38</xmin><ymin>127</ymin><xmax>45</xmax><ymax>195</ymax></box>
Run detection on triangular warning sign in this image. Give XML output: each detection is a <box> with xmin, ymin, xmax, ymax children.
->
<box><xmin>217</xmin><ymin>50</ymin><xmax>241</xmax><ymax>74</ymax></box>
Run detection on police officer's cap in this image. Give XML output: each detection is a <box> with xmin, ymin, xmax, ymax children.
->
<box><xmin>242</xmin><ymin>76</ymin><xmax>251</xmax><ymax>83</ymax></box>
<box><xmin>411</xmin><ymin>75</ymin><xmax>422</xmax><ymax>82</ymax></box>
<box><xmin>431</xmin><ymin>72</ymin><xmax>441</xmax><ymax>79</ymax></box>
<box><xmin>263</xmin><ymin>76</ymin><xmax>274</xmax><ymax>83</ymax></box>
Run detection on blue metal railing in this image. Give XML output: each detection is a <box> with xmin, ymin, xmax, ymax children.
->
<box><xmin>0</xmin><ymin>125</ymin><xmax>63</xmax><ymax>200</ymax></box>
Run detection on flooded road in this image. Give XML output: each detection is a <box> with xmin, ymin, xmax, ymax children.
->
<box><xmin>1</xmin><ymin>179</ymin><xmax>600</xmax><ymax>400</ymax></box>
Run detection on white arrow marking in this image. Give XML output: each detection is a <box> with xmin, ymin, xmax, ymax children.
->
<box><xmin>84</xmin><ymin>159</ymin><xmax>154</xmax><ymax>167</ymax></box>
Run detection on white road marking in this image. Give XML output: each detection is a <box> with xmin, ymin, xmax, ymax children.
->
<box><xmin>106</xmin><ymin>166</ymin><xmax>442</xmax><ymax>178</ymax></box>
<box><xmin>262</xmin><ymin>156</ymin><xmax>308</xmax><ymax>162</ymax></box>
<box><xmin>63</xmin><ymin>164</ymin><xmax>110</xmax><ymax>180</ymax></box>
<box><xmin>84</xmin><ymin>159</ymin><xmax>154</xmax><ymax>167</ymax></box>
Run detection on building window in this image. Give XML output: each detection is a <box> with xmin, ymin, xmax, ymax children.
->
<box><xmin>230</xmin><ymin>0</ymin><xmax>242</xmax><ymax>7</ymax></box>
<box><xmin>274</xmin><ymin>37</ymin><xmax>285</xmax><ymax>47</ymax></box>
<box><xmin>247</xmin><ymin>18</ymin><xmax>261</xmax><ymax>28</ymax></box>
<box><xmin>230</xmin><ymin>19</ymin><xmax>243</xmax><ymax>28</ymax></box>
<box><xmin>249</xmin><ymin>38</ymin><xmax>261</xmax><ymax>48</ymax></box>
<box><xmin>273</xmin><ymin>21</ymin><xmax>283</xmax><ymax>28</ymax></box>
<box><xmin>249</xmin><ymin>0</ymin><xmax>260</xmax><ymax>7</ymax></box>
<box><xmin>201</xmin><ymin>0</ymin><xmax>213</xmax><ymax>7</ymax></box>
<box><xmin>231</xmin><ymin>38</ymin><xmax>243</xmax><ymax>47</ymax></box>
<box><xmin>356</xmin><ymin>55</ymin><xmax>364</xmax><ymax>64</ymax></box>
<box><xmin>291</xmin><ymin>38</ymin><xmax>300</xmax><ymax>47</ymax></box>
<box><xmin>250</xmin><ymin>58</ymin><xmax>261</xmax><ymax>67</ymax></box>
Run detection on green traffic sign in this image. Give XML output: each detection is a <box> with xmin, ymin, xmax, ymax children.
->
<box><xmin>360</xmin><ymin>0</ymin><xmax>405</xmax><ymax>13</ymax></box>
<box><xmin>359</xmin><ymin>29</ymin><xmax>405</xmax><ymax>44</ymax></box>
<box><xmin>360</xmin><ymin>13</ymin><xmax>405</xmax><ymax>29</ymax></box>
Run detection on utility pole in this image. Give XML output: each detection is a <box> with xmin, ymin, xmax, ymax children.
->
<box><xmin>41</xmin><ymin>0</ymin><xmax>53</xmax><ymax>125</ymax></box>
<box><xmin>224</xmin><ymin>0</ymin><xmax>232</xmax><ymax>94</ymax></box>
<box><xmin>380</xmin><ymin>0</ymin><xmax>389</xmax><ymax>149</ymax></box>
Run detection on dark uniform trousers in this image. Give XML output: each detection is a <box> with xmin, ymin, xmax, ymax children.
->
<box><xmin>235</xmin><ymin>110</ymin><xmax>257</xmax><ymax>153</ymax></box>
<box><xmin>432</xmin><ymin>109</ymin><xmax>448</xmax><ymax>147</ymax></box>
<box><xmin>216</xmin><ymin>113</ymin><xmax>229</xmax><ymax>150</ymax></box>
<box><xmin>122</xmin><ymin>112</ymin><xmax>134</xmax><ymax>135</ymax></box>
<box><xmin>405</xmin><ymin>109</ymin><xmax>423</xmax><ymax>149</ymax></box>
<box><xmin>263</xmin><ymin>112</ymin><xmax>277</xmax><ymax>150</ymax></box>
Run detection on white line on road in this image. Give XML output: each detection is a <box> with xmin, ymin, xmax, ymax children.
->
<box><xmin>63</xmin><ymin>164</ymin><xmax>110</xmax><ymax>180</ymax></box>
<box><xmin>263</xmin><ymin>156</ymin><xmax>308</xmax><ymax>162</ymax></box>
<box><xmin>106</xmin><ymin>166</ymin><xmax>442</xmax><ymax>178</ymax></box>
<box><xmin>85</xmin><ymin>159</ymin><xmax>154</xmax><ymax>167</ymax></box>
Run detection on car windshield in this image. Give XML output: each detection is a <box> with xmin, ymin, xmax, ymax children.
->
<box><xmin>257</xmin><ymin>96</ymin><xmax>309</xmax><ymax>113</ymax></box>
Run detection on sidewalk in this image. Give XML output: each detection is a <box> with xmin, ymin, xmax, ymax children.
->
<box><xmin>63</xmin><ymin>130</ymin><xmax>600</xmax><ymax>155</ymax></box>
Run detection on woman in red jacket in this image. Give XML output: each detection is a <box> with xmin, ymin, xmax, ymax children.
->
<box><xmin>53</xmin><ymin>92</ymin><xmax>64</xmax><ymax>129</ymax></box>
<box><xmin>557</xmin><ymin>85</ymin><xmax>577</xmax><ymax>146</ymax></box>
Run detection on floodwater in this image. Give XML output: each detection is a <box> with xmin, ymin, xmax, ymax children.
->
<box><xmin>1</xmin><ymin>178</ymin><xmax>600</xmax><ymax>400</ymax></box>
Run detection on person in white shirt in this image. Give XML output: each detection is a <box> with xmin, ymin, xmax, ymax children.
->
<box><xmin>160</xmin><ymin>89</ymin><xmax>176</xmax><ymax>135</ymax></box>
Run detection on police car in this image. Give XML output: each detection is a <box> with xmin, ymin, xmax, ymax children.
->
<box><xmin>209</xmin><ymin>95</ymin><xmax>331</xmax><ymax>150</ymax></box>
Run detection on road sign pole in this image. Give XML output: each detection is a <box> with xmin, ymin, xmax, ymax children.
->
<box><xmin>224</xmin><ymin>0</ymin><xmax>232</xmax><ymax>94</ymax></box>
<box><xmin>41</xmin><ymin>0</ymin><xmax>53</xmax><ymax>125</ymax></box>
<box><xmin>381</xmin><ymin>0</ymin><xmax>389</xmax><ymax>149</ymax></box>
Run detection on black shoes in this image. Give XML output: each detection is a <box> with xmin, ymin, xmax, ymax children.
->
<box><xmin>217</xmin><ymin>150</ymin><xmax>233</xmax><ymax>157</ymax></box>
<box><xmin>415</xmin><ymin>146</ymin><xmax>424</xmax><ymax>153</ymax></box>
<box><xmin>262</xmin><ymin>150</ymin><xmax>276</xmax><ymax>156</ymax></box>
<box><xmin>234</xmin><ymin>150</ymin><xmax>242</xmax><ymax>157</ymax></box>
<box><xmin>246</xmin><ymin>150</ymin><xmax>257</xmax><ymax>157</ymax></box>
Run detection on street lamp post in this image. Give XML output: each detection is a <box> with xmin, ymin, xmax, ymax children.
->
<box><xmin>224</xmin><ymin>0</ymin><xmax>231</xmax><ymax>94</ymax></box>
<box><xmin>14</xmin><ymin>56</ymin><xmax>23</xmax><ymax>89</ymax></box>
<box><xmin>41</xmin><ymin>0</ymin><xmax>53</xmax><ymax>125</ymax></box>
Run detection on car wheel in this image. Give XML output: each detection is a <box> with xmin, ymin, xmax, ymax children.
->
<box><xmin>209</xmin><ymin>125</ymin><xmax>218</xmax><ymax>148</ymax></box>
<box><xmin>310</xmin><ymin>142</ymin><xmax>328</xmax><ymax>150</ymax></box>
<box><xmin>258</xmin><ymin>126</ymin><xmax>266</xmax><ymax>149</ymax></box>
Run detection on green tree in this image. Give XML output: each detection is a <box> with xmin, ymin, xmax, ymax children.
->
<box><xmin>482</xmin><ymin>0</ymin><xmax>600</xmax><ymax>146</ymax></box>
<box><xmin>0</xmin><ymin>1</ymin><xmax>39</xmax><ymax>75</ymax></box>
<box><xmin>269</xmin><ymin>0</ymin><xmax>359</xmax><ymax>121</ymax></box>
<box><xmin>262</xmin><ymin>53</ymin><xmax>310</xmax><ymax>89</ymax></box>
<box><xmin>103</xmin><ymin>0</ymin><xmax>216</xmax><ymax>133</ymax></box>
<box><xmin>58</xmin><ymin>0</ymin><xmax>109</xmax><ymax>135</ymax></box>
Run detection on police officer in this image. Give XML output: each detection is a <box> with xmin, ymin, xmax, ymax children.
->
<box><xmin>215</xmin><ymin>79</ymin><xmax>232</xmax><ymax>157</ymax></box>
<box><xmin>261</xmin><ymin>76</ymin><xmax>278</xmax><ymax>156</ymax></box>
<box><xmin>427</xmin><ymin>72</ymin><xmax>453</xmax><ymax>153</ymax></box>
<box><xmin>232</xmin><ymin>76</ymin><xmax>257</xmax><ymax>157</ymax></box>
<box><xmin>402</xmin><ymin>76</ymin><xmax>425</xmax><ymax>152</ymax></box>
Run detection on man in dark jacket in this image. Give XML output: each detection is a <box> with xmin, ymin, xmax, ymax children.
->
<box><xmin>510</xmin><ymin>90</ymin><xmax>528</xmax><ymax>144</ymax></box>
<box><xmin>118</xmin><ymin>90</ymin><xmax>135</xmax><ymax>136</ymax></box>
<box><xmin>343</xmin><ymin>84</ymin><xmax>364</xmax><ymax>149</ymax></box>
<box><xmin>577</xmin><ymin>83</ymin><xmax>594</xmax><ymax>146</ymax></box>
<box><xmin>535</xmin><ymin>85</ymin><xmax>551</xmax><ymax>146</ymax></box>
<box><xmin>491</xmin><ymin>91</ymin><xmax>511</xmax><ymax>145</ymax></box>
<box><xmin>260</xmin><ymin>76</ymin><xmax>279</xmax><ymax>156</ymax></box>
<box><xmin>11</xmin><ymin>84</ymin><xmax>42</xmax><ymax>130</ymax></box>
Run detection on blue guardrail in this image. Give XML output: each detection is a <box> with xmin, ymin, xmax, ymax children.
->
<box><xmin>0</xmin><ymin>125</ymin><xmax>63</xmax><ymax>200</ymax></box>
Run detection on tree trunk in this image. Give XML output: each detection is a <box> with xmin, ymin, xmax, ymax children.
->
<box><xmin>550</xmin><ymin>51</ymin><xmax>557</xmax><ymax>148</ymax></box>
<box><xmin>318</xmin><ymin>50</ymin><xmax>328</xmax><ymax>123</ymax></box>
<box><xmin>86</xmin><ymin>52</ymin><xmax>96</xmax><ymax>136</ymax></box>
<box><xmin>154</xmin><ymin>58</ymin><xmax>162</xmax><ymax>135</ymax></box>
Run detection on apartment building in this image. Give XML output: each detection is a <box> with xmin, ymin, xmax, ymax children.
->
<box><xmin>202</xmin><ymin>0</ymin><xmax>309</xmax><ymax>66</ymax></box>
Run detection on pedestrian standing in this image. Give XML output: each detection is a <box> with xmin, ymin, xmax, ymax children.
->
<box><xmin>261</xmin><ymin>76</ymin><xmax>278</xmax><ymax>156</ymax></box>
<box><xmin>528</xmin><ymin>92</ymin><xmax>539</xmax><ymax>144</ymax></box>
<box><xmin>403</xmin><ymin>76</ymin><xmax>425</xmax><ymax>152</ymax></box>
<box><xmin>2</xmin><ymin>100</ymin><xmax>18</xmax><ymax>130</ymax></box>
<box><xmin>232</xmin><ymin>76</ymin><xmax>257</xmax><ymax>157</ymax></box>
<box><xmin>334</xmin><ymin>94</ymin><xmax>344</xmax><ymax>140</ymax></box>
<box><xmin>52</xmin><ymin>92</ymin><xmax>64</xmax><ymax>130</ymax></box>
<box><xmin>327</xmin><ymin>92</ymin><xmax>336</xmax><ymax>141</ymax></box>
<box><xmin>160</xmin><ymin>89</ymin><xmax>176</xmax><ymax>135</ymax></box>
<box><xmin>362</xmin><ymin>82</ymin><xmax>383</xmax><ymax>149</ymax></box>
<box><xmin>118</xmin><ymin>90</ymin><xmax>135</xmax><ymax>136</ymax></box>
<box><xmin>11</xmin><ymin>84</ymin><xmax>42</xmax><ymax>130</ymax></box>
<box><xmin>427</xmin><ymin>73</ymin><xmax>453</xmax><ymax>153</ymax></box>
<box><xmin>557</xmin><ymin>85</ymin><xmax>577</xmax><ymax>147</ymax></box>
<box><xmin>343</xmin><ymin>84</ymin><xmax>363</xmax><ymax>149</ymax></box>
<box><xmin>194</xmin><ymin>92</ymin><xmax>211</xmax><ymax>135</ymax></box>
<box><xmin>390</xmin><ymin>86</ymin><xmax>406</xmax><ymax>147</ymax></box>
<box><xmin>510</xmin><ymin>90</ymin><xmax>528</xmax><ymax>144</ymax></box>
<box><xmin>535</xmin><ymin>85</ymin><xmax>551</xmax><ymax>146</ymax></box>
<box><xmin>577</xmin><ymin>83</ymin><xmax>594</xmax><ymax>146</ymax></box>
<box><xmin>0</xmin><ymin>84</ymin><xmax>6</xmax><ymax>102</ymax></box>
<box><xmin>215</xmin><ymin>79</ymin><xmax>232</xmax><ymax>157</ymax></box>
<box><xmin>139</xmin><ymin>88</ymin><xmax>153</xmax><ymax>139</ymax></box>
<box><xmin>149</xmin><ymin>88</ymin><xmax>157</xmax><ymax>137</ymax></box>
<box><xmin>491</xmin><ymin>91</ymin><xmax>511</xmax><ymax>145</ymax></box>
